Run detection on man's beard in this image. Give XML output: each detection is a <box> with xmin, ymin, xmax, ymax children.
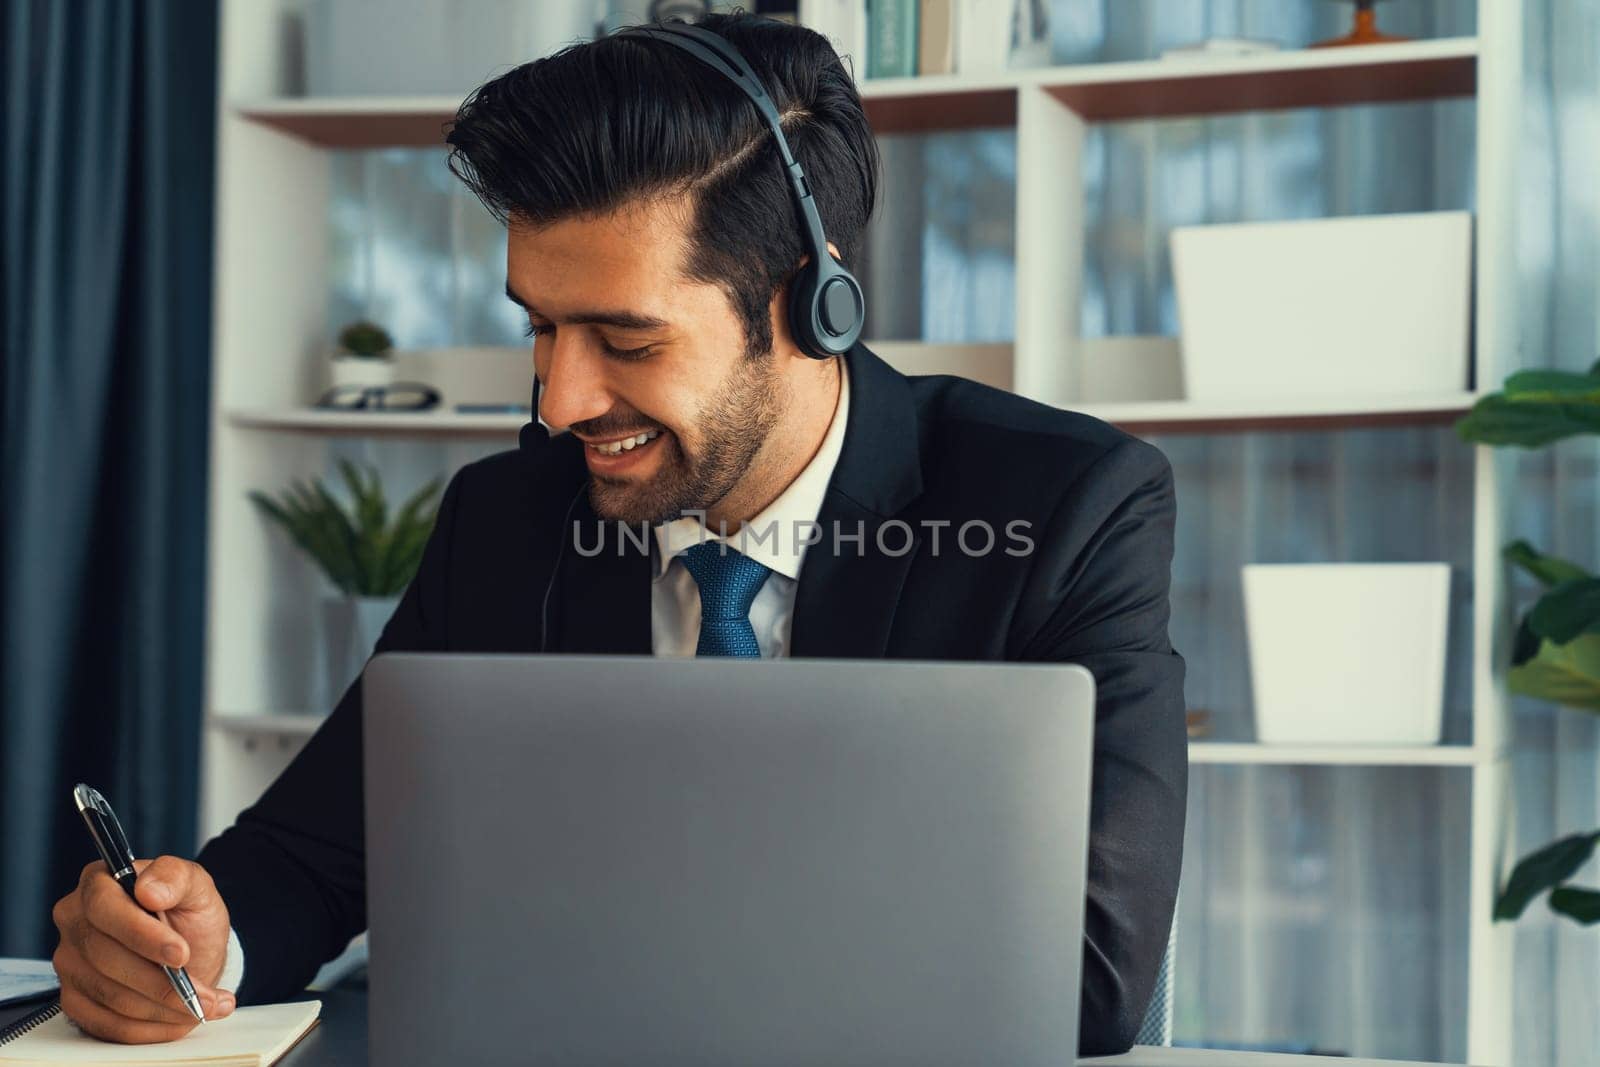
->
<box><xmin>588</xmin><ymin>354</ymin><xmax>785</xmax><ymax>525</ymax></box>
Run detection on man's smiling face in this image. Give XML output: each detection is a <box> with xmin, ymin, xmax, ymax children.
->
<box><xmin>507</xmin><ymin>196</ymin><xmax>789</xmax><ymax>525</ymax></box>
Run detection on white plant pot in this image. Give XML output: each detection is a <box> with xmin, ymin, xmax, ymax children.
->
<box><xmin>1242</xmin><ymin>563</ymin><xmax>1451</xmax><ymax>746</ymax></box>
<box><xmin>329</xmin><ymin>355</ymin><xmax>396</xmax><ymax>391</ymax></box>
<box><xmin>321</xmin><ymin>595</ymin><xmax>400</xmax><ymax>711</ymax></box>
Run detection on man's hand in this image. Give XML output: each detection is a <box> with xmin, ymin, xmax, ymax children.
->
<box><xmin>51</xmin><ymin>856</ymin><xmax>237</xmax><ymax>1043</ymax></box>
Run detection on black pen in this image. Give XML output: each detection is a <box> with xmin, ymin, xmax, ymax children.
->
<box><xmin>72</xmin><ymin>784</ymin><xmax>207</xmax><ymax>1023</ymax></box>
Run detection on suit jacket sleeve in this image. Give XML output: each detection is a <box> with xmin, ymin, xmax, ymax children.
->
<box><xmin>1012</xmin><ymin>436</ymin><xmax>1188</xmax><ymax>1056</ymax></box>
<box><xmin>196</xmin><ymin>465</ymin><xmax>468</xmax><ymax>1004</ymax></box>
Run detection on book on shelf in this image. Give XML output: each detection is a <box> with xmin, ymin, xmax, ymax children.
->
<box><xmin>917</xmin><ymin>0</ymin><xmax>954</xmax><ymax>75</ymax></box>
<box><xmin>799</xmin><ymin>0</ymin><xmax>870</xmax><ymax>78</ymax></box>
<box><xmin>804</xmin><ymin>1</ymin><xmax>1051</xmax><ymax>81</ymax></box>
<box><xmin>867</xmin><ymin>0</ymin><xmax>919</xmax><ymax>78</ymax></box>
<box><xmin>951</xmin><ymin>0</ymin><xmax>1001</xmax><ymax>75</ymax></box>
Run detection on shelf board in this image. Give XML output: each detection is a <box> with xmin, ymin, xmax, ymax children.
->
<box><xmin>1188</xmin><ymin>742</ymin><xmax>1486</xmax><ymax>766</ymax></box>
<box><xmin>1033</xmin><ymin>36</ymin><xmax>1477</xmax><ymax>122</ymax></box>
<box><xmin>233</xmin><ymin>37</ymin><xmax>1477</xmax><ymax>146</ymax></box>
<box><xmin>227</xmin><ymin>392</ymin><xmax>1476</xmax><ymax>437</ymax></box>
<box><xmin>204</xmin><ymin>715</ymin><xmax>1492</xmax><ymax>768</ymax></box>
<box><xmin>234</xmin><ymin>95</ymin><xmax>464</xmax><ymax>148</ymax></box>
<box><xmin>1074</xmin><ymin>391</ymin><xmax>1479</xmax><ymax>434</ymax></box>
<box><xmin>208</xmin><ymin>713</ymin><xmax>325</xmax><ymax>736</ymax></box>
<box><xmin>227</xmin><ymin>408</ymin><xmax>527</xmax><ymax>435</ymax></box>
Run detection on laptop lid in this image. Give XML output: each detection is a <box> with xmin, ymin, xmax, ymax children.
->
<box><xmin>363</xmin><ymin>654</ymin><xmax>1095</xmax><ymax>1067</ymax></box>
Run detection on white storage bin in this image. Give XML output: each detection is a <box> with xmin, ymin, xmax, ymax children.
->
<box><xmin>301</xmin><ymin>0</ymin><xmax>598</xmax><ymax>97</ymax></box>
<box><xmin>1171</xmin><ymin>212</ymin><xmax>1472</xmax><ymax>403</ymax></box>
<box><xmin>1242</xmin><ymin>563</ymin><xmax>1451</xmax><ymax>746</ymax></box>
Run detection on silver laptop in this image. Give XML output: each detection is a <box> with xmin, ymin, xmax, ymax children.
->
<box><xmin>362</xmin><ymin>654</ymin><xmax>1096</xmax><ymax>1067</ymax></box>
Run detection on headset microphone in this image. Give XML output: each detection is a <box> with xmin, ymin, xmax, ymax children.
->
<box><xmin>519</xmin><ymin>374</ymin><xmax>549</xmax><ymax>457</ymax></box>
<box><xmin>619</xmin><ymin>21</ymin><xmax>867</xmax><ymax>359</ymax></box>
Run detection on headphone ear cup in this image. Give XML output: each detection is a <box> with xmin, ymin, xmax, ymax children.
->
<box><xmin>787</xmin><ymin>261</ymin><xmax>864</xmax><ymax>359</ymax></box>
<box><xmin>786</xmin><ymin>263</ymin><xmax>827</xmax><ymax>359</ymax></box>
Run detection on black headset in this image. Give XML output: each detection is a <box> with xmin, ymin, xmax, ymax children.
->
<box><xmin>528</xmin><ymin>20</ymin><xmax>865</xmax><ymax>649</ymax></box>
<box><xmin>621</xmin><ymin>20</ymin><xmax>867</xmax><ymax>360</ymax></box>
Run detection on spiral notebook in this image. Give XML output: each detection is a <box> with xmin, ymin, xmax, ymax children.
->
<box><xmin>0</xmin><ymin>999</ymin><xmax>319</xmax><ymax>1066</ymax></box>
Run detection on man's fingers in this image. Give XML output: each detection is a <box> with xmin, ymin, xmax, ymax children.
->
<box><xmin>75</xmin><ymin>924</ymin><xmax>197</xmax><ymax>1011</ymax></box>
<box><xmin>53</xmin><ymin>943</ymin><xmax>199</xmax><ymax>1028</ymax></box>
<box><xmin>58</xmin><ymin>980</ymin><xmax>200</xmax><ymax>1045</ymax></box>
<box><xmin>79</xmin><ymin>871</ymin><xmax>187</xmax><ymax>967</ymax></box>
<box><xmin>187</xmin><ymin>973</ymin><xmax>237</xmax><ymax>1020</ymax></box>
<box><xmin>134</xmin><ymin>856</ymin><xmax>203</xmax><ymax>913</ymax></box>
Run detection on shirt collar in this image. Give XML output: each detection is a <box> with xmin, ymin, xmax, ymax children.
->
<box><xmin>654</xmin><ymin>364</ymin><xmax>850</xmax><ymax>583</ymax></box>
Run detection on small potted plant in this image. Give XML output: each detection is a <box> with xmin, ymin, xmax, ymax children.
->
<box><xmin>249</xmin><ymin>460</ymin><xmax>443</xmax><ymax>711</ymax></box>
<box><xmin>331</xmin><ymin>320</ymin><xmax>396</xmax><ymax>390</ymax></box>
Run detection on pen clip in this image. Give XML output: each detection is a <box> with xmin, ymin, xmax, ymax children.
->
<box><xmin>73</xmin><ymin>783</ymin><xmax>137</xmax><ymax>877</ymax></box>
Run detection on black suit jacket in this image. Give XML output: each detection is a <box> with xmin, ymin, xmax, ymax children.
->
<box><xmin>197</xmin><ymin>344</ymin><xmax>1187</xmax><ymax>1055</ymax></box>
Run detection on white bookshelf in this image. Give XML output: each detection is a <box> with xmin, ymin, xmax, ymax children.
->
<box><xmin>203</xmin><ymin>4</ymin><xmax>1521</xmax><ymax>1062</ymax></box>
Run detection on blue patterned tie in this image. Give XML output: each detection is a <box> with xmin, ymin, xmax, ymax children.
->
<box><xmin>678</xmin><ymin>542</ymin><xmax>770</xmax><ymax>657</ymax></box>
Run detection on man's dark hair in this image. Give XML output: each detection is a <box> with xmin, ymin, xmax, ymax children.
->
<box><xmin>445</xmin><ymin>12</ymin><xmax>879</xmax><ymax>359</ymax></box>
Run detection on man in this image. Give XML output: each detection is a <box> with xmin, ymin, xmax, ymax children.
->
<box><xmin>49</xmin><ymin>13</ymin><xmax>1186</xmax><ymax>1056</ymax></box>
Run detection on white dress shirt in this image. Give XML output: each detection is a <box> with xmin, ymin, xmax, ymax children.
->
<box><xmin>651</xmin><ymin>366</ymin><xmax>849</xmax><ymax>657</ymax></box>
<box><xmin>217</xmin><ymin>368</ymin><xmax>849</xmax><ymax>995</ymax></box>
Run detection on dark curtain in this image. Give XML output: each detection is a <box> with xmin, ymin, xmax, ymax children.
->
<box><xmin>0</xmin><ymin>0</ymin><xmax>217</xmax><ymax>956</ymax></box>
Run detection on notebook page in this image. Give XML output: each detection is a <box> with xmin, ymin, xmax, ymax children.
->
<box><xmin>0</xmin><ymin>1000</ymin><xmax>319</xmax><ymax>1066</ymax></box>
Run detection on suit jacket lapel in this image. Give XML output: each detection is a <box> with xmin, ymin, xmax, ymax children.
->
<box><xmin>553</xmin><ymin>492</ymin><xmax>654</xmax><ymax>654</ymax></box>
<box><xmin>524</xmin><ymin>445</ymin><xmax>653</xmax><ymax>655</ymax></box>
<box><xmin>790</xmin><ymin>345</ymin><xmax>925</xmax><ymax>659</ymax></box>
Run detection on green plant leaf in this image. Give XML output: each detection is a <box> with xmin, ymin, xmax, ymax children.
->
<box><xmin>374</xmin><ymin>477</ymin><xmax>441</xmax><ymax>595</ymax></box>
<box><xmin>309</xmin><ymin>479</ymin><xmax>364</xmax><ymax>592</ymax></box>
<box><xmin>1502</xmin><ymin>368</ymin><xmax>1600</xmax><ymax>401</ymax></box>
<box><xmin>1495</xmin><ymin>830</ymin><xmax>1600</xmax><ymax>920</ymax></box>
<box><xmin>1455</xmin><ymin>392</ymin><xmax>1600</xmax><ymax>447</ymax></box>
<box><xmin>1510</xmin><ymin>615</ymin><xmax>1539</xmax><ymax>668</ymax></box>
<box><xmin>338</xmin><ymin>460</ymin><xmax>391</xmax><ymax>595</ymax></box>
<box><xmin>1505</xmin><ymin>540</ymin><xmax>1592</xmax><ymax>587</ymax></box>
<box><xmin>1549</xmin><ymin>885</ymin><xmax>1600</xmax><ymax>924</ymax></box>
<box><xmin>1528</xmin><ymin>578</ymin><xmax>1600</xmax><ymax>642</ymax></box>
<box><xmin>249</xmin><ymin>467</ymin><xmax>443</xmax><ymax>598</ymax></box>
<box><xmin>1508</xmin><ymin>633</ymin><xmax>1600</xmax><ymax>710</ymax></box>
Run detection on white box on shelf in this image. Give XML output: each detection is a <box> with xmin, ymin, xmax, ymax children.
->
<box><xmin>1171</xmin><ymin>211</ymin><xmax>1472</xmax><ymax>402</ymax></box>
<box><xmin>300</xmin><ymin>0</ymin><xmax>594</xmax><ymax>96</ymax></box>
<box><xmin>868</xmin><ymin>341</ymin><xmax>1013</xmax><ymax>391</ymax></box>
<box><xmin>1242</xmin><ymin>562</ymin><xmax>1451</xmax><ymax>746</ymax></box>
<box><xmin>1078</xmin><ymin>336</ymin><xmax>1184</xmax><ymax>403</ymax></box>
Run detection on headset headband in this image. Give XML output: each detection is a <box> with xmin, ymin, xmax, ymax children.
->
<box><xmin>619</xmin><ymin>21</ymin><xmax>857</xmax><ymax>354</ymax></box>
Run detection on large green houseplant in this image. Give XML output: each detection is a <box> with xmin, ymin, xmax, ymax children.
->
<box><xmin>1457</xmin><ymin>360</ymin><xmax>1600</xmax><ymax>925</ymax></box>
